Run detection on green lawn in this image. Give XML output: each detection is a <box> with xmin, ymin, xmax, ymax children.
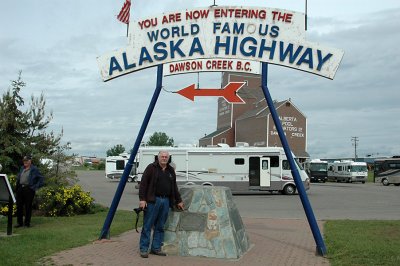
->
<box><xmin>324</xmin><ymin>220</ymin><xmax>400</xmax><ymax>265</ymax></box>
<box><xmin>0</xmin><ymin>209</ymin><xmax>137</xmax><ymax>265</ymax></box>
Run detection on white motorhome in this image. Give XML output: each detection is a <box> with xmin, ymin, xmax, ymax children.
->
<box><xmin>328</xmin><ymin>160</ymin><xmax>368</xmax><ymax>183</ymax></box>
<box><xmin>135</xmin><ymin>146</ymin><xmax>310</xmax><ymax>195</ymax></box>
<box><xmin>105</xmin><ymin>153</ymin><xmax>137</xmax><ymax>183</ymax></box>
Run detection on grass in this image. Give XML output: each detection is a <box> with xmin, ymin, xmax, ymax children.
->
<box><xmin>368</xmin><ymin>170</ymin><xmax>375</xmax><ymax>183</ymax></box>
<box><xmin>324</xmin><ymin>220</ymin><xmax>400</xmax><ymax>266</ymax></box>
<box><xmin>1</xmin><ymin>211</ymin><xmax>399</xmax><ymax>265</ymax></box>
<box><xmin>0</xmin><ymin>209</ymin><xmax>139</xmax><ymax>265</ymax></box>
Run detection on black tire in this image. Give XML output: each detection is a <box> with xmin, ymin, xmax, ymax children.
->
<box><xmin>283</xmin><ymin>184</ymin><xmax>296</xmax><ymax>195</ymax></box>
<box><xmin>394</xmin><ymin>184</ymin><xmax>400</xmax><ymax>186</ymax></box>
<box><xmin>362</xmin><ymin>181</ymin><xmax>365</xmax><ymax>184</ymax></box>
<box><xmin>382</xmin><ymin>178</ymin><xmax>390</xmax><ymax>186</ymax></box>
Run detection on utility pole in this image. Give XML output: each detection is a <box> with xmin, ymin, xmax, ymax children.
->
<box><xmin>351</xmin><ymin>137</ymin><xmax>359</xmax><ymax>161</ymax></box>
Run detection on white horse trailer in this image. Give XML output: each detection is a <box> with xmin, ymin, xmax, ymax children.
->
<box><xmin>135</xmin><ymin>146</ymin><xmax>310</xmax><ymax>195</ymax></box>
<box><xmin>328</xmin><ymin>160</ymin><xmax>368</xmax><ymax>183</ymax></box>
<box><xmin>105</xmin><ymin>153</ymin><xmax>137</xmax><ymax>183</ymax></box>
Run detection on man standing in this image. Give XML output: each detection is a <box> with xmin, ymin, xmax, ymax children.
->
<box><xmin>15</xmin><ymin>155</ymin><xmax>44</xmax><ymax>228</ymax></box>
<box><xmin>138</xmin><ymin>150</ymin><xmax>184</xmax><ymax>258</ymax></box>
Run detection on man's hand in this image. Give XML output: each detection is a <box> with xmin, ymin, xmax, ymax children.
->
<box><xmin>139</xmin><ymin>200</ymin><xmax>147</xmax><ymax>210</ymax></box>
<box><xmin>177</xmin><ymin>202</ymin><xmax>184</xmax><ymax>210</ymax></box>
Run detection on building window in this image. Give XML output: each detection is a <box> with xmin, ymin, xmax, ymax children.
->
<box><xmin>235</xmin><ymin>158</ymin><xmax>245</xmax><ymax>165</ymax></box>
<box><xmin>282</xmin><ymin>160</ymin><xmax>290</xmax><ymax>170</ymax></box>
<box><xmin>116</xmin><ymin>160</ymin><xmax>125</xmax><ymax>170</ymax></box>
<box><xmin>221</xmin><ymin>138</ymin><xmax>226</xmax><ymax>143</ymax></box>
<box><xmin>263</xmin><ymin>156</ymin><xmax>279</xmax><ymax>167</ymax></box>
<box><xmin>270</xmin><ymin>156</ymin><xmax>279</xmax><ymax>167</ymax></box>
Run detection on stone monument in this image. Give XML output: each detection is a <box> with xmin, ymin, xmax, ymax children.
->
<box><xmin>162</xmin><ymin>185</ymin><xmax>250</xmax><ymax>259</ymax></box>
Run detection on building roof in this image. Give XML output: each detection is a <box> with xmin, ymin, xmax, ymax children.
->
<box><xmin>294</xmin><ymin>150</ymin><xmax>310</xmax><ymax>159</ymax></box>
<box><xmin>236</xmin><ymin>85</ymin><xmax>265</xmax><ymax>102</ymax></box>
<box><xmin>200</xmin><ymin>126</ymin><xmax>231</xmax><ymax>140</ymax></box>
<box><xmin>236</xmin><ymin>99</ymin><xmax>287</xmax><ymax>120</ymax></box>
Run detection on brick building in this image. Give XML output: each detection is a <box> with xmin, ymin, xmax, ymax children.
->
<box><xmin>199</xmin><ymin>72</ymin><xmax>309</xmax><ymax>160</ymax></box>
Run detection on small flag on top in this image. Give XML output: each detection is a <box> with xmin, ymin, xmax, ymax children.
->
<box><xmin>117</xmin><ymin>0</ymin><xmax>131</xmax><ymax>24</ymax></box>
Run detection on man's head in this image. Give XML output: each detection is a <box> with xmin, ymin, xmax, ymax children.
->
<box><xmin>23</xmin><ymin>155</ymin><xmax>32</xmax><ymax>168</ymax></box>
<box><xmin>157</xmin><ymin>151</ymin><xmax>170</xmax><ymax>168</ymax></box>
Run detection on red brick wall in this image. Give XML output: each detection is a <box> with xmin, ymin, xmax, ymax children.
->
<box><xmin>267</xmin><ymin>102</ymin><xmax>307</xmax><ymax>154</ymax></box>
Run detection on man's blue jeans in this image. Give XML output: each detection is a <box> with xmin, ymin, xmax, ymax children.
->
<box><xmin>139</xmin><ymin>197</ymin><xmax>170</xmax><ymax>252</ymax></box>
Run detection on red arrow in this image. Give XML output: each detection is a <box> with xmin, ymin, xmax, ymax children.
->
<box><xmin>176</xmin><ymin>82</ymin><xmax>246</xmax><ymax>103</ymax></box>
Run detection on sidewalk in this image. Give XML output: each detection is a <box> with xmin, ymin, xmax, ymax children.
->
<box><xmin>43</xmin><ymin>217</ymin><xmax>329</xmax><ymax>265</ymax></box>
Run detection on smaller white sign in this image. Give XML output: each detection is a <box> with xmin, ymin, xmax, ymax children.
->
<box><xmin>164</xmin><ymin>58</ymin><xmax>261</xmax><ymax>76</ymax></box>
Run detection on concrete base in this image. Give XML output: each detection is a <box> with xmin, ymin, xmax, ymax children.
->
<box><xmin>163</xmin><ymin>185</ymin><xmax>250</xmax><ymax>259</ymax></box>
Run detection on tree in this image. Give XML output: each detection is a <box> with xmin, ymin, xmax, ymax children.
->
<box><xmin>0</xmin><ymin>72</ymin><xmax>62</xmax><ymax>174</ymax></box>
<box><xmin>43</xmin><ymin>142</ymin><xmax>77</xmax><ymax>187</ymax></box>
<box><xmin>106</xmin><ymin>144</ymin><xmax>126</xmax><ymax>156</ymax></box>
<box><xmin>146</xmin><ymin>132</ymin><xmax>174</xmax><ymax>146</ymax></box>
<box><xmin>0</xmin><ymin>73</ymin><xmax>96</xmax><ymax>217</ymax></box>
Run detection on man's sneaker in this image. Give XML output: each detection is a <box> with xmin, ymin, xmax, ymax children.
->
<box><xmin>150</xmin><ymin>250</ymin><xmax>167</xmax><ymax>256</ymax></box>
<box><xmin>140</xmin><ymin>251</ymin><xmax>149</xmax><ymax>258</ymax></box>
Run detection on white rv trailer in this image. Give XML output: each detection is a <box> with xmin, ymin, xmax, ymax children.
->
<box><xmin>327</xmin><ymin>160</ymin><xmax>368</xmax><ymax>183</ymax></box>
<box><xmin>105</xmin><ymin>153</ymin><xmax>137</xmax><ymax>182</ymax></box>
<box><xmin>135</xmin><ymin>146</ymin><xmax>310</xmax><ymax>195</ymax></box>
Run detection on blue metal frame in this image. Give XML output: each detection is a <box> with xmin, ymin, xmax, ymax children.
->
<box><xmin>261</xmin><ymin>63</ymin><xmax>327</xmax><ymax>256</ymax></box>
<box><xmin>99</xmin><ymin>62</ymin><xmax>327</xmax><ymax>256</ymax></box>
<box><xmin>99</xmin><ymin>65</ymin><xmax>164</xmax><ymax>239</ymax></box>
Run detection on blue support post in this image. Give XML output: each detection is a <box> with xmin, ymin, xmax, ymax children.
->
<box><xmin>99</xmin><ymin>65</ymin><xmax>164</xmax><ymax>239</ymax></box>
<box><xmin>260</xmin><ymin>63</ymin><xmax>327</xmax><ymax>256</ymax></box>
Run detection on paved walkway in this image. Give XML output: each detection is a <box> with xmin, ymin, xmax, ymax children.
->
<box><xmin>43</xmin><ymin>218</ymin><xmax>329</xmax><ymax>266</ymax></box>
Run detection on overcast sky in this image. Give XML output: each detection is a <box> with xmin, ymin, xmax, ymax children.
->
<box><xmin>1</xmin><ymin>0</ymin><xmax>399</xmax><ymax>159</ymax></box>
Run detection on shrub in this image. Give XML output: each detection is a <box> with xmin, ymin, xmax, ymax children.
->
<box><xmin>97</xmin><ymin>162</ymin><xmax>105</xmax><ymax>170</ymax></box>
<box><xmin>36</xmin><ymin>184</ymin><xmax>94</xmax><ymax>217</ymax></box>
<box><xmin>0</xmin><ymin>204</ymin><xmax>16</xmax><ymax>216</ymax></box>
<box><xmin>4</xmin><ymin>174</ymin><xmax>16</xmax><ymax>191</ymax></box>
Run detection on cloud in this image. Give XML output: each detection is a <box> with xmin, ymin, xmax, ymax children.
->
<box><xmin>1</xmin><ymin>3</ymin><xmax>399</xmax><ymax>158</ymax></box>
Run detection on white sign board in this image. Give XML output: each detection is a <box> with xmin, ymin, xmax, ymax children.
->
<box><xmin>97</xmin><ymin>6</ymin><xmax>344</xmax><ymax>81</ymax></box>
